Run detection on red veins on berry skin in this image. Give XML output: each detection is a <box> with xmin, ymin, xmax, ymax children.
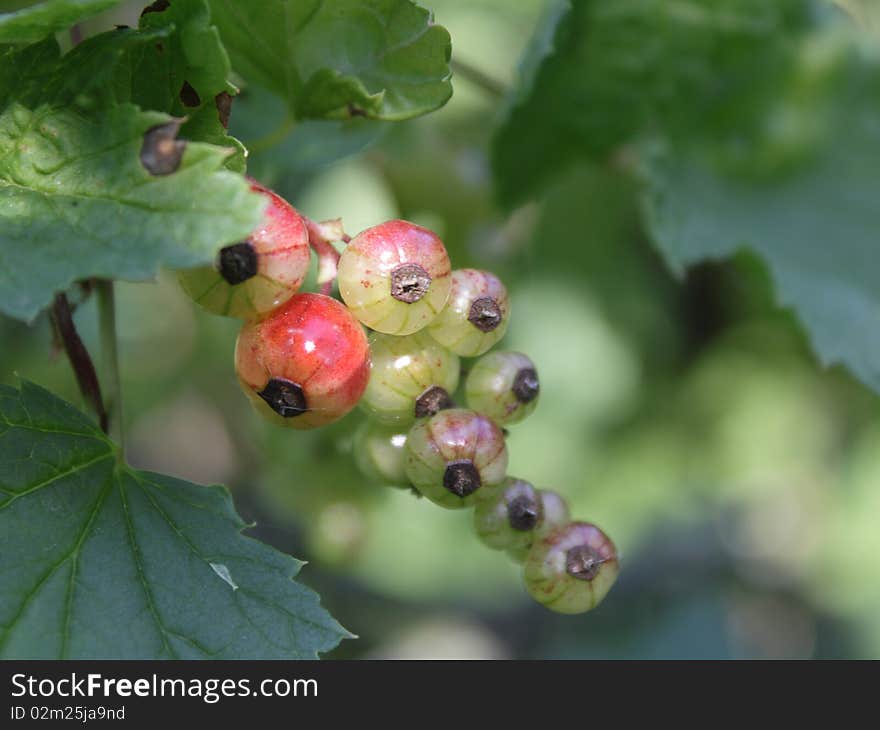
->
<box><xmin>337</xmin><ymin>219</ymin><xmax>452</xmax><ymax>335</ymax></box>
<box><xmin>179</xmin><ymin>179</ymin><xmax>311</xmax><ymax>319</ymax></box>
<box><xmin>235</xmin><ymin>293</ymin><xmax>370</xmax><ymax>429</ymax></box>
<box><xmin>524</xmin><ymin>521</ymin><xmax>619</xmax><ymax>614</ymax></box>
<box><xmin>405</xmin><ymin>408</ymin><xmax>508</xmax><ymax>509</ymax></box>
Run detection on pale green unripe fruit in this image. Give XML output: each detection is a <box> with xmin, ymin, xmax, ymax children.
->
<box><xmin>507</xmin><ymin>490</ymin><xmax>570</xmax><ymax>562</ymax></box>
<box><xmin>474</xmin><ymin>478</ymin><xmax>542</xmax><ymax>554</ymax></box>
<box><xmin>465</xmin><ymin>351</ymin><xmax>539</xmax><ymax>426</ymax></box>
<box><xmin>524</xmin><ymin>522</ymin><xmax>619</xmax><ymax>614</ymax></box>
<box><xmin>428</xmin><ymin>269</ymin><xmax>510</xmax><ymax>357</ymax></box>
<box><xmin>353</xmin><ymin>421</ymin><xmax>410</xmax><ymax>487</ymax></box>
<box><xmin>361</xmin><ymin>332</ymin><xmax>460</xmax><ymax>426</ymax></box>
<box><xmin>405</xmin><ymin>409</ymin><xmax>508</xmax><ymax>509</ymax></box>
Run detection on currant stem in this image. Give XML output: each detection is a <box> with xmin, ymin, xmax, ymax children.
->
<box><xmin>97</xmin><ymin>280</ymin><xmax>124</xmax><ymax>458</ymax></box>
<box><xmin>450</xmin><ymin>57</ymin><xmax>507</xmax><ymax>99</ymax></box>
<box><xmin>50</xmin><ymin>292</ymin><xmax>108</xmax><ymax>433</ymax></box>
<box><xmin>305</xmin><ymin>217</ymin><xmax>346</xmax><ymax>297</ymax></box>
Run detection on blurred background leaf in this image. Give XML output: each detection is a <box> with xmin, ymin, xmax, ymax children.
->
<box><xmin>208</xmin><ymin>0</ymin><xmax>452</xmax><ymax>120</ymax></box>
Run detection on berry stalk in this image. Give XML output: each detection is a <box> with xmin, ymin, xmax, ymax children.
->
<box><xmin>50</xmin><ymin>291</ymin><xmax>108</xmax><ymax>433</ymax></box>
<box><xmin>305</xmin><ymin>218</ymin><xmax>348</xmax><ymax>297</ymax></box>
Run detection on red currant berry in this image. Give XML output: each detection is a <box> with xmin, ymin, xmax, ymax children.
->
<box><xmin>465</xmin><ymin>351</ymin><xmax>539</xmax><ymax>425</ymax></box>
<box><xmin>428</xmin><ymin>269</ymin><xmax>510</xmax><ymax>356</ymax></box>
<box><xmin>361</xmin><ymin>331</ymin><xmax>460</xmax><ymax>426</ymax></box>
<box><xmin>180</xmin><ymin>179</ymin><xmax>310</xmax><ymax>319</ymax></box>
<box><xmin>405</xmin><ymin>408</ymin><xmax>508</xmax><ymax>508</ymax></box>
<box><xmin>337</xmin><ymin>220</ymin><xmax>452</xmax><ymax>335</ymax></box>
<box><xmin>524</xmin><ymin>522</ymin><xmax>619</xmax><ymax>614</ymax></box>
<box><xmin>235</xmin><ymin>293</ymin><xmax>370</xmax><ymax>429</ymax></box>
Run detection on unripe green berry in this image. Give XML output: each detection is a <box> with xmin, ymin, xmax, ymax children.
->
<box><xmin>465</xmin><ymin>351</ymin><xmax>539</xmax><ymax>426</ymax></box>
<box><xmin>353</xmin><ymin>421</ymin><xmax>410</xmax><ymax>487</ymax></box>
<box><xmin>361</xmin><ymin>332</ymin><xmax>460</xmax><ymax>426</ymax></box>
<box><xmin>405</xmin><ymin>409</ymin><xmax>508</xmax><ymax>509</ymax></box>
<box><xmin>524</xmin><ymin>522</ymin><xmax>619</xmax><ymax>614</ymax></box>
<box><xmin>508</xmin><ymin>490</ymin><xmax>571</xmax><ymax>562</ymax></box>
<box><xmin>428</xmin><ymin>269</ymin><xmax>510</xmax><ymax>357</ymax></box>
<box><xmin>474</xmin><ymin>478</ymin><xmax>543</xmax><ymax>554</ymax></box>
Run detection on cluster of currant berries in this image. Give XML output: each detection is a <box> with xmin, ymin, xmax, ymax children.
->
<box><xmin>179</xmin><ymin>179</ymin><xmax>619</xmax><ymax>614</ymax></box>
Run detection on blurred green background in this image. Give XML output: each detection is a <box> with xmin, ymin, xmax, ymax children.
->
<box><xmin>3</xmin><ymin>0</ymin><xmax>880</xmax><ymax>659</ymax></box>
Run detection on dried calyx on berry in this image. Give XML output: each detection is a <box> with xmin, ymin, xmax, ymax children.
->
<box><xmin>414</xmin><ymin>385</ymin><xmax>454</xmax><ymax>419</ymax></box>
<box><xmin>218</xmin><ymin>241</ymin><xmax>258</xmax><ymax>285</ymax></box>
<box><xmin>257</xmin><ymin>377</ymin><xmax>307</xmax><ymax>418</ymax></box>
<box><xmin>465</xmin><ymin>351</ymin><xmax>540</xmax><ymax>426</ymax></box>
<box><xmin>405</xmin><ymin>409</ymin><xmax>508</xmax><ymax>509</ymax></box>
<box><xmin>390</xmin><ymin>263</ymin><xmax>432</xmax><ymax>303</ymax></box>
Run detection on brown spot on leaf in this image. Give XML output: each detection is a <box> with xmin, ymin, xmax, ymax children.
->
<box><xmin>140</xmin><ymin>0</ymin><xmax>170</xmax><ymax>17</ymax></box>
<box><xmin>179</xmin><ymin>81</ymin><xmax>201</xmax><ymax>108</ymax></box>
<box><xmin>215</xmin><ymin>92</ymin><xmax>233</xmax><ymax>129</ymax></box>
<box><xmin>140</xmin><ymin>119</ymin><xmax>186</xmax><ymax>176</ymax></box>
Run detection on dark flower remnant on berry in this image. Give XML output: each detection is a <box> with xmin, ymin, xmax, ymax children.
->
<box><xmin>566</xmin><ymin>544</ymin><xmax>602</xmax><ymax>581</ymax></box>
<box><xmin>390</xmin><ymin>263</ymin><xmax>432</xmax><ymax>303</ymax></box>
<box><xmin>508</xmin><ymin>493</ymin><xmax>540</xmax><ymax>531</ymax></box>
<box><xmin>218</xmin><ymin>241</ymin><xmax>258</xmax><ymax>284</ymax></box>
<box><xmin>443</xmin><ymin>460</ymin><xmax>482</xmax><ymax>497</ymax></box>
<box><xmin>468</xmin><ymin>296</ymin><xmax>502</xmax><ymax>332</ymax></box>
<box><xmin>512</xmin><ymin>367</ymin><xmax>540</xmax><ymax>403</ymax></box>
<box><xmin>258</xmin><ymin>378</ymin><xmax>308</xmax><ymax>418</ymax></box>
<box><xmin>414</xmin><ymin>385</ymin><xmax>453</xmax><ymax>418</ymax></box>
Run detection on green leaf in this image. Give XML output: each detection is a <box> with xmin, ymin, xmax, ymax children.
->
<box><xmin>0</xmin><ymin>3</ymin><xmax>259</xmax><ymax>322</ymax></box>
<box><xmin>207</xmin><ymin>0</ymin><xmax>452</xmax><ymax>120</ymax></box>
<box><xmin>0</xmin><ymin>102</ymin><xmax>263</xmax><ymax>322</ymax></box>
<box><xmin>491</xmin><ymin>0</ymin><xmax>815</xmax><ymax>207</ymax></box>
<box><xmin>0</xmin><ymin>0</ymin><xmax>121</xmax><ymax>44</ymax></box>
<box><xmin>137</xmin><ymin>0</ymin><xmax>231</xmax><ymax>112</ymax></box>
<box><xmin>0</xmin><ymin>2</ymin><xmax>246</xmax><ymax>165</ymax></box>
<box><xmin>0</xmin><ymin>381</ymin><xmax>349</xmax><ymax>659</ymax></box>
<box><xmin>135</xmin><ymin>0</ymin><xmax>244</xmax><ymax>170</ymax></box>
<box><xmin>643</xmin><ymin>57</ymin><xmax>880</xmax><ymax>392</ymax></box>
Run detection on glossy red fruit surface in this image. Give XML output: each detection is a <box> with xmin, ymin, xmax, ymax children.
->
<box><xmin>235</xmin><ymin>293</ymin><xmax>370</xmax><ymax>429</ymax></box>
